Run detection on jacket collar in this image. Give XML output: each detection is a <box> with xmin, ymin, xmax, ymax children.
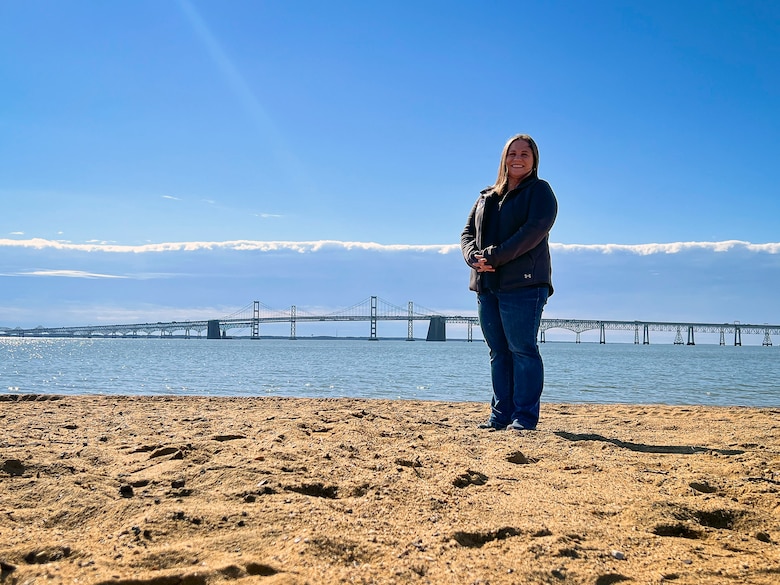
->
<box><xmin>508</xmin><ymin>171</ymin><xmax>539</xmax><ymax>193</ymax></box>
<box><xmin>481</xmin><ymin>171</ymin><xmax>539</xmax><ymax>198</ymax></box>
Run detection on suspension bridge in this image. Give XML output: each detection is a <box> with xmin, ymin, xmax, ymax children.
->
<box><xmin>1</xmin><ymin>296</ymin><xmax>778</xmax><ymax>345</ymax></box>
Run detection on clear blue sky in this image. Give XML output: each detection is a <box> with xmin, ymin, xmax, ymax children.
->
<box><xmin>2</xmin><ymin>0</ymin><xmax>779</xmax><ymax>335</ymax></box>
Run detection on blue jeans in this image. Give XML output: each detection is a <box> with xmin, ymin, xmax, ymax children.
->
<box><xmin>477</xmin><ymin>286</ymin><xmax>548</xmax><ymax>429</ymax></box>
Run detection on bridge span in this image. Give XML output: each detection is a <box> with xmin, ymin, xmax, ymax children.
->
<box><xmin>1</xmin><ymin>297</ymin><xmax>778</xmax><ymax>345</ymax></box>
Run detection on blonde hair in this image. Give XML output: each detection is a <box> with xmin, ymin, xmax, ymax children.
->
<box><xmin>490</xmin><ymin>134</ymin><xmax>539</xmax><ymax>195</ymax></box>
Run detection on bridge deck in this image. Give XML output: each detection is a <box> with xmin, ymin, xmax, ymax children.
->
<box><xmin>2</xmin><ymin>316</ymin><xmax>778</xmax><ymax>345</ymax></box>
<box><xmin>2</xmin><ymin>297</ymin><xmax>777</xmax><ymax>344</ymax></box>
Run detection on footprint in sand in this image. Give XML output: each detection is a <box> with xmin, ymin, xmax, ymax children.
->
<box><xmin>506</xmin><ymin>450</ymin><xmax>538</xmax><ymax>464</ymax></box>
<box><xmin>452</xmin><ymin>469</ymin><xmax>488</xmax><ymax>488</ymax></box>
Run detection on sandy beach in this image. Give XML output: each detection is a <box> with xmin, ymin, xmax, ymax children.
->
<box><xmin>0</xmin><ymin>395</ymin><xmax>778</xmax><ymax>584</ymax></box>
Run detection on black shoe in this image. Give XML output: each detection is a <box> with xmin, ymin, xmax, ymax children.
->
<box><xmin>508</xmin><ymin>420</ymin><xmax>536</xmax><ymax>431</ymax></box>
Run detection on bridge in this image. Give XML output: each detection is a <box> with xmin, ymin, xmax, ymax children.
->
<box><xmin>1</xmin><ymin>296</ymin><xmax>778</xmax><ymax>345</ymax></box>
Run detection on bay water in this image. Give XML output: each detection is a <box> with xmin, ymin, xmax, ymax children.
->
<box><xmin>1</xmin><ymin>337</ymin><xmax>779</xmax><ymax>407</ymax></box>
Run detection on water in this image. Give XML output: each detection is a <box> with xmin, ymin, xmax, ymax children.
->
<box><xmin>1</xmin><ymin>337</ymin><xmax>779</xmax><ymax>407</ymax></box>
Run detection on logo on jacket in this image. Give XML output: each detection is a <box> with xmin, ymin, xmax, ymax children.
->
<box><xmin>524</xmin><ymin>273</ymin><xmax>532</xmax><ymax>279</ymax></box>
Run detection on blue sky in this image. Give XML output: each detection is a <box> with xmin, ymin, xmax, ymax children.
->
<box><xmin>1</xmin><ymin>1</ymin><xmax>779</xmax><ymax>338</ymax></box>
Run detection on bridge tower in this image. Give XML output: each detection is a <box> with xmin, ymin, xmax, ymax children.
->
<box><xmin>252</xmin><ymin>301</ymin><xmax>260</xmax><ymax>340</ymax></box>
<box><xmin>762</xmin><ymin>329</ymin><xmax>772</xmax><ymax>346</ymax></box>
<box><xmin>734</xmin><ymin>322</ymin><xmax>742</xmax><ymax>346</ymax></box>
<box><xmin>407</xmin><ymin>302</ymin><xmax>414</xmax><ymax>341</ymax></box>
<box><xmin>290</xmin><ymin>305</ymin><xmax>297</xmax><ymax>340</ymax></box>
<box><xmin>687</xmin><ymin>326</ymin><xmax>695</xmax><ymax>345</ymax></box>
<box><xmin>673</xmin><ymin>327</ymin><xmax>684</xmax><ymax>345</ymax></box>
<box><xmin>369</xmin><ymin>296</ymin><xmax>378</xmax><ymax>341</ymax></box>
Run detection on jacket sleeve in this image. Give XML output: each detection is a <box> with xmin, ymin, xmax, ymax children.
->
<box><xmin>483</xmin><ymin>181</ymin><xmax>557</xmax><ymax>267</ymax></box>
<box><xmin>460</xmin><ymin>198</ymin><xmax>480</xmax><ymax>266</ymax></box>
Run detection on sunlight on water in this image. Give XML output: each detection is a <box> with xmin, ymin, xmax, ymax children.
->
<box><xmin>1</xmin><ymin>337</ymin><xmax>778</xmax><ymax>407</ymax></box>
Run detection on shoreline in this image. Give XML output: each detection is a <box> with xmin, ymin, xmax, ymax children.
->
<box><xmin>1</xmin><ymin>395</ymin><xmax>778</xmax><ymax>584</ymax></box>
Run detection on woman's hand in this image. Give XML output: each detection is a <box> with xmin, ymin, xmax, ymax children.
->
<box><xmin>471</xmin><ymin>254</ymin><xmax>495</xmax><ymax>273</ymax></box>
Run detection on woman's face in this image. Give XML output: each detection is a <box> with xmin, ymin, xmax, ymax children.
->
<box><xmin>505</xmin><ymin>139</ymin><xmax>535</xmax><ymax>184</ymax></box>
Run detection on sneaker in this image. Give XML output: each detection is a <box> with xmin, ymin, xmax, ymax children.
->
<box><xmin>477</xmin><ymin>420</ymin><xmax>507</xmax><ymax>430</ymax></box>
<box><xmin>508</xmin><ymin>420</ymin><xmax>536</xmax><ymax>431</ymax></box>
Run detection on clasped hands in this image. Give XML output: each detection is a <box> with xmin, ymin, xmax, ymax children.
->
<box><xmin>471</xmin><ymin>253</ymin><xmax>495</xmax><ymax>273</ymax></box>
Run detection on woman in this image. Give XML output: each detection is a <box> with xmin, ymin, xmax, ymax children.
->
<box><xmin>460</xmin><ymin>134</ymin><xmax>557</xmax><ymax>431</ymax></box>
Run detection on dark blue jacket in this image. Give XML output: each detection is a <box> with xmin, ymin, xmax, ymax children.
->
<box><xmin>460</xmin><ymin>172</ymin><xmax>557</xmax><ymax>294</ymax></box>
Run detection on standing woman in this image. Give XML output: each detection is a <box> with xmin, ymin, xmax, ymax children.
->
<box><xmin>461</xmin><ymin>134</ymin><xmax>557</xmax><ymax>431</ymax></box>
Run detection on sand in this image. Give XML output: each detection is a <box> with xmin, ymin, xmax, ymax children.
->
<box><xmin>0</xmin><ymin>395</ymin><xmax>778</xmax><ymax>585</ymax></box>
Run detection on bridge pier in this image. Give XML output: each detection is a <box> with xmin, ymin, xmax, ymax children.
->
<box><xmin>633</xmin><ymin>324</ymin><xmax>650</xmax><ymax>344</ymax></box>
<box><xmin>426</xmin><ymin>317</ymin><xmax>446</xmax><ymax>341</ymax></box>
<box><xmin>687</xmin><ymin>325</ymin><xmax>695</xmax><ymax>345</ymax></box>
<box><xmin>207</xmin><ymin>320</ymin><xmax>221</xmax><ymax>340</ymax></box>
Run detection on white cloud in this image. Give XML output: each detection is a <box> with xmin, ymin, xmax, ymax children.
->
<box><xmin>18</xmin><ymin>270</ymin><xmax>127</xmax><ymax>279</ymax></box>
<box><xmin>2</xmin><ymin>237</ymin><xmax>779</xmax><ymax>256</ymax></box>
<box><xmin>551</xmin><ymin>241</ymin><xmax>780</xmax><ymax>255</ymax></box>
<box><xmin>0</xmin><ymin>237</ymin><xmax>461</xmax><ymax>254</ymax></box>
<box><xmin>162</xmin><ymin>195</ymin><xmax>181</xmax><ymax>201</ymax></box>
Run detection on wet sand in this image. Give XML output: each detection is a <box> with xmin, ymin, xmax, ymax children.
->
<box><xmin>1</xmin><ymin>395</ymin><xmax>778</xmax><ymax>584</ymax></box>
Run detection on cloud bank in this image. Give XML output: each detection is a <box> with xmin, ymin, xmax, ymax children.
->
<box><xmin>3</xmin><ymin>237</ymin><xmax>780</xmax><ymax>255</ymax></box>
<box><xmin>552</xmin><ymin>241</ymin><xmax>780</xmax><ymax>255</ymax></box>
<box><xmin>0</xmin><ymin>238</ymin><xmax>460</xmax><ymax>254</ymax></box>
<box><xmin>2</xmin><ymin>237</ymin><xmax>780</xmax><ymax>330</ymax></box>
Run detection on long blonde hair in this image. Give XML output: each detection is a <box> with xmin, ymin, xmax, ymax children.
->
<box><xmin>489</xmin><ymin>134</ymin><xmax>539</xmax><ymax>195</ymax></box>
